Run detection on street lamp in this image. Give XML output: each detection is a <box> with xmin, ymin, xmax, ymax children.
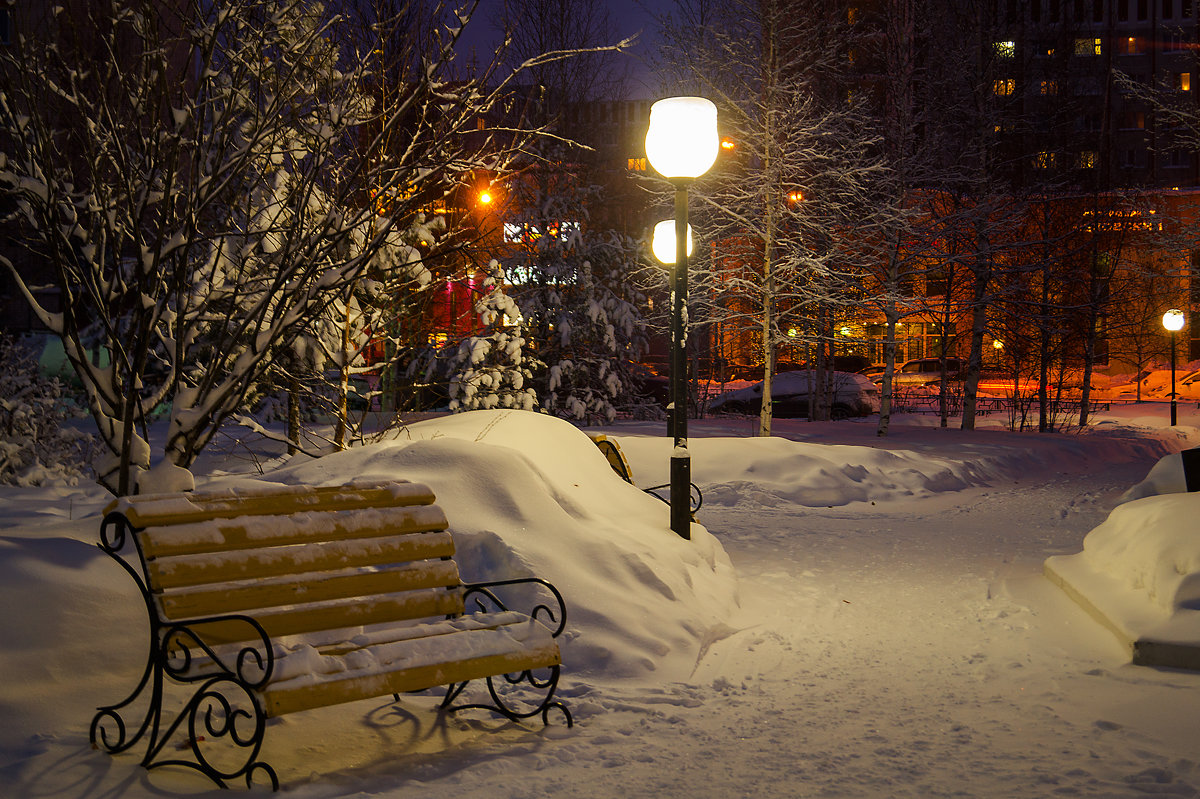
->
<box><xmin>646</xmin><ymin>97</ymin><xmax>719</xmax><ymax>540</ymax></box>
<box><xmin>1163</xmin><ymin>309</ymin><xmax>1185</xmax><ymax>425</ymax></box>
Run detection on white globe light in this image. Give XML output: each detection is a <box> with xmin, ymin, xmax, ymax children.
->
<box><xmin>645</xmin><ymin>97</ymin><xmax>720</xmax><ymax>179</ymax></box>
<box><xmin>651</xmin><ymin>219</ymin><xmax>694</xmax><ymax>264</ymax></box>
<box><xmin>1164</xmin><ymin>309</ymin><xmax>1186</xmax><ymax>332</ymax></box>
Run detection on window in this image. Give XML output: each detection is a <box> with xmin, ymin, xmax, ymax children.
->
<box><xmin>0</xmin><ymin>10</ymin><xmax>9</xmax><ymax>46</ymax></box>
<box><xmin>1076</xmin><ymin>76</ymin><xmax>1103</xmax><ymax>95</ymax></box>
<box><xmin>1165</xmin><ymin>0</ymin><xmax>1175</xmax><ymax>18</ymax></box>
<box><xmin>1117</xmin><ymin>37</ymin><xmax>1143</xmax><ymax>54</ymax></box>
<box><xmin>995</xmin><ymin>40</ymin><xmax>1016</xmax><ymax>58</ymax></box>
<box><xmin>1119</xmin><ymin>0</ymin><xmax>1129</xmax><ymax>19</ymax></box>
<box><xmin>1168</xmin><ymin>149</ymin><xmax>1191</xmax><ymax>168</ymax></box>
<box><xmin>1122</xmin><ymin>148</ymin><xmax>1142</xmax><ymax>167</ymax></box>
<box><xmin>1077</xmin><ymin>151</ymin><xmax>1098</xmax><ymax>168</ymax></box>
<box><xmin>1118</xmin><ymin>110</ymin><xmax>1146</xmax><ymax>128</ymax></box>
<box><xmin>993</xmin><ymin>78</ymin><xmax>1016</xmax><ymax>96</ymax></box>
<box><xmin>1139</xmin><ymin>0</ymin><xmax>1149</xmax><ymax>19</ymax></box>
<box><xmin>627</xmin><ymin>157</ymin><xmax>647</xmax><ymax>171</ymax></box>
<box><xmin>1033</xmin><ymin>151</ymin><xmax>1059</xmax><ymax>169</ymax></box>
<box><xmin>1186</xmin><ymin>0</ymin><xmax>1194</xmax><ymax>16</ymax></box>
<box><xmin>925</xmin><ymin>269</ymin><xmax>950</xmax><ymax>297</ymax></box>
<box><xmin>1075</xmin><ymin>37</ymin><xmax>1102</xmax><ymax>56</ymax></box>
<box><xmin>1095</xmin><ymin>0</ymin><xmax>1105</xmax><ymax>20</ymax></box>
<box><xmin>1178</xmin><ymin>72</ymin><xmax>1192</xmax><ymax>91</ymax></box>
<box><xmin>1040</xmin><ymin>80</ymin><xmax>1059</xmax><ymax>95</ymax></box>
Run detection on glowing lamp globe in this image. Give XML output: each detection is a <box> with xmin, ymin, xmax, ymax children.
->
<box><xmin>645</xmin><ymin>97</ymin><xmax>720</xmax><ymax>179</ymax></box>
<box><xmin>652</xmin><ymin>219</ymin><xmax>694</xmax><ymax>264</ymax></box>
<box><xmin>1164</xmin><ymin>309</ymin><xmax>1185</xmax><ymax>332</ymax></box>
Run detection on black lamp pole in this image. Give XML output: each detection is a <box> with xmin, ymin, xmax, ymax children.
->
<box><xmin>1171</xmin><ymin>328</ymin><xmax>1178</xmax><ymax>426</ymax></box>
<box><xmin>670</xmin><ymin>181</ymin><xmax>692</xmax><ymax>540</ymax></box>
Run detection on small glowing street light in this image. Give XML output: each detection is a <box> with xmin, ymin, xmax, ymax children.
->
<box><xmin>651</xmin><ymin>220</ymin><xmax>693</xmax><ymax>264</ymax></box>
<box><xmin>646</xmin><ymin>96</ymin><xmax>719</xmax><ymax>540</ymax></box>
<box><xmin>1164</xmin><ymin>309</ymin><xmax>1185</xmax><ymax>426</ymax></box>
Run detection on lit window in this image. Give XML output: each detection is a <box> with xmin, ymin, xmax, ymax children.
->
<box><xmin>1075</xmin><ymin>38</ymin><xmax>1102</xmax><ymax>56</ymax></box>
<box><xmin>627</xmin><ymin>157</ymin><xmax>647</xmax><ymax>171</ymax></box>
<box><xmin>1033</xmin><ymin>151</ymin><xmax>1058</xmax><ymax>169</ymax></box>
<box><xmin>1040</xmin><ymin>80</ymin><xmax>1059</xmax><ymax>96</ymax></box>
<box><xmin>1178</xmin><ymin>72</ymin><xmax>1192</xmax><ymax>91</ymax></box>
<box><xmin>993</xmin><ymin>78</ymin><xmax>1016</xmax><ymax>96</ymax></box>
<box><xmin>1118</xmin><ymin>37</ymin><xmax>1143</xmax><ymax>55</ymax></box>
<box><xmin>1077</xmin><ymin>151</ymin><xmax>1098</xmax><ymax>168</ymax></box>
<box><xmin>995</xmin><ymin>41</ymin><xmax>1016</xmax><ymax>58</ymax></box>
<box><xmin>848</xmin><ymin>6</ymin><xmax>859</xmax><ymax>23</ymax></box>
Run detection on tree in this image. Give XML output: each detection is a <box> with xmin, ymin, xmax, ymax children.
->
<box><xmin>447</xmin><ymin>259</ymin><xmax>538</xmax><ymax>412</ymax></box>
<box><xmin>656</xmin><ymin>0</ymin><xmax>891</xmax><ymax>435</ymax></box>
<box><xmin>0</xmin><ymin>0</ymin><xmax>604</xmax><ymax>494</ymax></box>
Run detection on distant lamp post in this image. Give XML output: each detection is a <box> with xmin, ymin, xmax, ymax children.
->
<box><xmin>1164</xmin><ymin>309</ymin><xmax>1186</xmax><ymax>425</ymax></box>
<box><xmin>646</xmin><ymin>96</ymin><xmax>719</xmax><ymax>540</ymax></box>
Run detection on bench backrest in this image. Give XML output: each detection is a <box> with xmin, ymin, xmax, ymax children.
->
<box><xmin>106</xmin><ymin>480</ymin><xmax>463</xmax><ymax>645</ymax></box>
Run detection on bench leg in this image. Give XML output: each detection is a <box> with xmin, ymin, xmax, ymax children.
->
<box><xmin>91</xmin><ymin>623</ymin><xmax>279</xmax><ymax>790</ymax></box>
<box><xmin>440</xmin><ymin>665</ymin><xmax>573</xmax><ymax>728</ymax></box>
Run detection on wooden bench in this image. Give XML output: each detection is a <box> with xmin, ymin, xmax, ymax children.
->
<box><xmin>89</xmin><ymin>480</ymin><xmax>570</xmax><ymax>790</ymax></box>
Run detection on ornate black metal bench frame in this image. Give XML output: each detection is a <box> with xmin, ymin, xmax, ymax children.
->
<box><xmin>89</xmin><ymin>483</ymin><xmax>571</xmax><ymax>790</ymax></box>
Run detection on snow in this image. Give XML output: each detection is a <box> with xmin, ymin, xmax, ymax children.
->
<box><xmin>5</xmin><ymin>404</ymin><xmax>1200</xmax><ymax>796</ymax></box>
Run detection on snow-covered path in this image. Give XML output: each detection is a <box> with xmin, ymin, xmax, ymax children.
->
<box><xmin>6</xmin><ymin>412</ymin><xmax>1200</xmax><ymax>799</ymax></box>
<box><xmin>457</xmin><ymin>458</ymin><xmax>1200</xmax><ymax>799</ymax></box>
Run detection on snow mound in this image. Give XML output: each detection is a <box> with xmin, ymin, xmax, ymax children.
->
<box><xmin>1075</xmin><ymin>494</ymin><xmax>1200</xmax><ymax>613</ymax></box>
<box><xmin>233</xmin><ymin>409</ymin><xmax>739</xmax><ymax>682</ymax></box>
<box><xmin>611</xmin><ymin>434</ymin><xmax>974</xmax><ymax>508</ymax></box>
<box><xmin>1118</xmin><ymin>448</ymin><xmax>1200</xmax><ymax>503</ymax></box>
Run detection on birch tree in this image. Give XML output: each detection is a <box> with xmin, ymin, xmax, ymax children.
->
<box><xmin>657</xmin><ymin>0</ymin><xmax>890</xmax><ymax>436</ymax></box>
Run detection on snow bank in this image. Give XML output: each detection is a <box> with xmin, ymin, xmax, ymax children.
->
<box><xmin>1046</xmin><ymin>447</ymin><xmax>1200</xmax><ymax>666</ymax></box>
<box><xmin>228</xmin><ymin>410</ymin><xmax>740</xmax><ymax>682</ymax></box>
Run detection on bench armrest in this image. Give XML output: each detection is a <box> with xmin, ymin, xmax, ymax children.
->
<box><xmin>461</xmin><ymin>578</ymin><xmax>568</xmax><ymax>637</ymax></box>
<box><xmin>160</xmin><ymin>616</ymin><xmax>275</xmax><ymax>690</ymax></box>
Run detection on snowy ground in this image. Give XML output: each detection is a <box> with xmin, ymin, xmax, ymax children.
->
<box><xmin>4</xmin><ymin>402</ymin><xmax>1200</xmax><ymax>798</ymax></box>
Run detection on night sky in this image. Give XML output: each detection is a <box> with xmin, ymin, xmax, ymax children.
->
<box><xmin>453</xmin><ymin>0</ymin><xmax>668</xmax><ymax>98</ymax></box>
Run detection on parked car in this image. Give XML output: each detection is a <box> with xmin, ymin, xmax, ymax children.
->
<box><xmin>891</xmin><ymin>357</ymin><xmax>967</xmax><ymax>387</ymax></box>
<box><xmin>708</xmin><ymin>370</ymin><xmax>880</xmax><ymax>420</ymax></box>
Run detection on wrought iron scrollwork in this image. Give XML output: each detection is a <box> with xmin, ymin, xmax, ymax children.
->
<box><xmin>446</xmin><ymin>578</ymin><xmax>573</xmax><ymax>727</ymax></box>
<box><xmin>90</xmin><ymin>512</ymin><xmax>278</xmax><ymax>790</ymax></box>
<box><xmin>642</xmin><ymin>482</ymin><xmax>704</xmax><ymax>515</ymax></box>
<box><xmin>462</xmin><ymin>577</ymin><xmax>568</xmax><ymax>637</ymax></box>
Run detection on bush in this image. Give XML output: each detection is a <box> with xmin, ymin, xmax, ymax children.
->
<box><xmin>0</xmin><ymin>335</ymin><xmax>96</xmax><ymax>486</ymax></box>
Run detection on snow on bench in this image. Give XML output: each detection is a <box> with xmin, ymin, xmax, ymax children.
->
<box><xmin>89</xmin><ymin>479</ymin><xmax>570</xmax><ymax>790</ymax></box>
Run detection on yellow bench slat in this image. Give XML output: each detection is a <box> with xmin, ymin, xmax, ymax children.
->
<box><xmin>138</xmin><ymin>504</ymin><xmax>449</xmax><ymax>558</ymax></box>
<box><xmin>259</xmin><ymin>619</ymin><xmax>562</xmax><ymax>716</ymax></box>
<box><xmin>157</xmin><ymin>559</ymin><xmax>462</xmax><ymax>619</ymax></box>
<box><xmin>180</xmin><ymin>588</ymin><xmax>466</xmax><ymax>645</ymax></box>
<box><xmin>109</xmin><ymin>480</ymin><xmax>437</xmax><ymax>528</ymax></box>
<box><xmin>145</xmin><ymin>530</ymin><xmax>456</xmax><ymax>590</ymax></box>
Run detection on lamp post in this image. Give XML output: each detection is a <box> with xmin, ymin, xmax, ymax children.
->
<box><xmin>646</xmin><ymin>97</ymin><xmax>719</xmax><ymax>540</ymax></box>
<box><xmin>1164</xmin><ymin>309</ymin><xmax>1185</xmax><ymax>426</ymax></box>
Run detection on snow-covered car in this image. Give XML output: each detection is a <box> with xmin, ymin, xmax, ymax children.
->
<box><xmin>891</xmin><ymin>357</ymin><xmax>967</xmax><ymax>387</ymax></box>
<box><xmin>707</xmin><ymin>370</ymin><xmax>881</xmax><ymax>420</ymax></box>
